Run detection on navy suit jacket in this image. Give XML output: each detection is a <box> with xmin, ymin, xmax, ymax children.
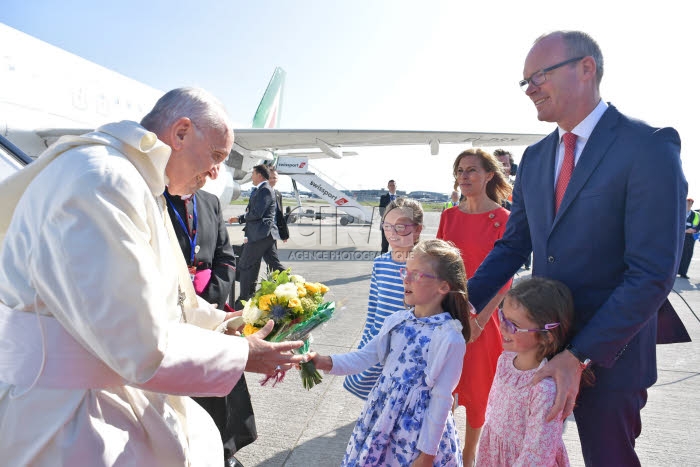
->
<box><xmin>468</xmin><ymin>104</ymin><xmax>688</xmax><ymax>391</ymax></box>
<box><xmin>242</xmin><ymin>181</ymin><xmax>278</xmax><ymax>243</ymax></box>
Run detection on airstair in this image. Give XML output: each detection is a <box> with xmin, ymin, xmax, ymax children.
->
<box><xmin>275</xmin><ymin>156</ymin><xmax>373</xmax><ymax>225</ymax></box>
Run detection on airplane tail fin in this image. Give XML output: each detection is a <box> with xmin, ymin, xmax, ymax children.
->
<box><xmin>252</xmin><ymin>67</ymin><xmax>286</xmax><ymax>129</ymax></box>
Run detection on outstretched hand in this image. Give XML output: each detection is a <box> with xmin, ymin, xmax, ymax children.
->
<box><xmin>531</xmin><ymin>350</ymin><xmax>583</xmax><ymax>421</ymax></box>
<box><xmin>244</xmin><ymin>320</ymin><xmax>305</xmax><ymax>375</ymax></box>
<box><xmin>305</xmin><ymin>351</ymin><xmax>333</xmax><ymax>372</ymax></box>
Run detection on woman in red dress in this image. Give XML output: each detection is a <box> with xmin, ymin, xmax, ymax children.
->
<box><xmin>437</xmin><ymin>148</ymin><xmax>513</xmax><ymax>466</ymax></box>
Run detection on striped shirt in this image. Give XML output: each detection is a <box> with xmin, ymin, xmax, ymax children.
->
<box><xmin>343</xmin><ymin>252</ymin><xmax>406</xmax><ymax>399</ymax></box>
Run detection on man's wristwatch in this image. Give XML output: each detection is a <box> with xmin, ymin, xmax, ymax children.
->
<box><xmin>566</xmin><ymin>344</ymin><xmax>592</xmax><ymax>370</ymax></box>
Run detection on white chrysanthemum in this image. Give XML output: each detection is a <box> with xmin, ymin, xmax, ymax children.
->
<box><xmin>289</xmin><ymin>274</ymin><xmax>306</xmax><ymax>285</ymax></box>
<box><xmin>274</xmin><ymin>282</ymin><xmax>299</xmax><ymax>301</ymax></box>
<box><xmin>242</xmin><ymin>302</ymin><xmax>262</xmax><ymax>324</ymax></box>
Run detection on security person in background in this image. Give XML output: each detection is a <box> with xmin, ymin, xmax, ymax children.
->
<box><xmin>442</xmin><ymin>190</ymin><xmax>460</xmax><ymax>211</ymax></box>
<box><xmin>378</xmin><ymin>179</ymin><xmax>397</xmax><ymax>253</ymax></box>
<box><xmin>678</xmin><ymin>197</ymin><xmax>699</xmax><ymax>279</ymax></box>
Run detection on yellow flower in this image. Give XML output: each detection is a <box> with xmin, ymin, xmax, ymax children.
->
<box><xmin>243</xmin><ymin>324</ymin><xmax>261</xmax><ymax>336</ymax></box>
<box><xmin>296</xmin><ymin>285</ymin><xmax>307</xmax><ymax>297</ymax></box>
<box><xmin>304</xmin><ymin>282</ymin><xmax>320</xmax><ymax>294</ymax></box>
<box><xmin>318</xmin><ymin>283</ymin><xmax>329</xmax><ymax>294</ymax></box>
<box><xmin>288</xmin><ymin>297</ymin><xmax>302</xmax><ymax>311</ymax></box>
<box><xmin>258</xmin><ymin>294</ymin><xmax>277</xmax><ymax>311</ymax></box>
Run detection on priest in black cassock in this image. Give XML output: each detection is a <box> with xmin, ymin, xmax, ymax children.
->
<box><xmin>165</xmin><ymin>186</ymin><xmax>256</xmax><ymax>467</ymax></box>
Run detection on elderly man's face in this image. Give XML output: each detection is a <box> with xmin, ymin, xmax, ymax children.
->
<box><xmin>166</xmin><ymin>118</ymin><xmax>233</xmax><ymax>195</ymax></box>
<box><xmin>269</xmin><ymin>171</ymin><xmax>279</xmax><ymax>187</ymax></box>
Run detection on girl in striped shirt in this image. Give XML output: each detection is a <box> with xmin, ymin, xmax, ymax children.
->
<box><xmin>343</xmin><ymin>197</ymin><xmax>424</xmax><ymax>399</ymax></box>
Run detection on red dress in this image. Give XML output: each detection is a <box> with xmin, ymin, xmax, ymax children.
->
<box><xmin>437</xmin><ymin>206</ymin><xmax>512</xmax><ymax>428</ymax></box>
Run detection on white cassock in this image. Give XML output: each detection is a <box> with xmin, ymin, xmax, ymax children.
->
<box><xmin>0</xmin><ymin>121</ymin><xmax>248</xmax><ymax>466</ymax></box>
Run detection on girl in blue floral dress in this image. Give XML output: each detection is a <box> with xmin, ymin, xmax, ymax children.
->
<box><xmin>310</xmin><ymin>239</ymin><xmax>470</xmax><ymax>466</ymax></box>
<box><xmin>344</xmin><ymin>197</ymin><xmax>424</xmax><ymax>400</ymax></box>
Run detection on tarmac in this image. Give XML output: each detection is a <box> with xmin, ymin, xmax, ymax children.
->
<box><xmin>223</xmin><ymin>207</ymin><xmax>700</xmax><ymax>467</ymax></box>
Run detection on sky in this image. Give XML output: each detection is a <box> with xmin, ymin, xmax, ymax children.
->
<box><xmin>2</xmin><ymin>1</ymin><xmax>699</xmax><ymax>196</ymax></box>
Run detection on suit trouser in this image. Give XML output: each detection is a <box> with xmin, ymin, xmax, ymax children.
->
<box><xmin>237</xmin><ymin>235</ymin><xmax>277</xmax><ymax>304</ymax></box>
<box><xmin>678</xmin><ymin>233</ymin><xmax>695</xmax><ymax>276</ymax></box>
<box><xmin>263</xmin><ymin>239</ymin><xmax>285</xmax><ymax>273</ymax></box>
<box><xmin>573</xmin><ymin>384</ymin><xmax>648</xmax><ymax>467</ymax></box>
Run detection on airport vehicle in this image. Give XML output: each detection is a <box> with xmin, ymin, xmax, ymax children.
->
<box><xmin>0</xmin><ymin>23</ymin><xmax>545</xmax><ymax>221</ymax></box>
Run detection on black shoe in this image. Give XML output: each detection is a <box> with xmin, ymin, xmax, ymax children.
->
<box><xmin>680</xmin><ymin>274</ymin><xmax>689</xmax><ymax>279</ymax></box>
<box><xmin>524</xmin><ymin>265</ymin><xmax>530</xmax><ymax>270</ymax></box>
<box><xmin>226</xmin><ymin>456</ymin><xmax>244</xmax><ymax>467</ymax></box>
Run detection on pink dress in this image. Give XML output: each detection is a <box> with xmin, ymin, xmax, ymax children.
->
<box><xmin>476</xmin><ymin>352</ymin><xmax>570</xmax><ymax>467</ymax></box>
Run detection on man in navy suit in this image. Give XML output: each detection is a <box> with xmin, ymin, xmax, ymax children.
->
<box><xmin>467</xmin><ymin>31</ymin><xmax>687</xmax><ymax>466</ymax></box>
<box><xmin>378</xmin><ymin>179</ymin><xmax>397</xmax><ymax>253</ymax></box>
<box><xmin>236</xmin><ymin>164</ymin><xmax>284</xmax><ymax>308</ymax></box>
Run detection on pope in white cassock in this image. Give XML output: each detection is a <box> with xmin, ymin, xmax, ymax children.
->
<box><xmin>0</xmin><ymin>88</ymin><xmax>303</xmax><ymax>466</ymax></box>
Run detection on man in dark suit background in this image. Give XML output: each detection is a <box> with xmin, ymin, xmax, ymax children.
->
<box><xmin>466</xmin><ymin>30</ymin><xmax>687</xmax><ymax>466</ymax></box>
<box><xmin>678</xmin><ymin>197</ymin><xmax>699</xmax><ymax>279</ymax></box>
<box><xmin>165</xmin><ymin>179</ymin><xmax>255</xmax><ymax>467</ymax></box>
<box><xmin>378</xmin><ymin>179</ymin><xmax>397</xmax><ymax>254</ymax></box>
<box><xmin>236</xmin><ymin>164</ymin><xmax>284</xmax><ymax>308</ymax></box>
<box><xmin>268</xmin><ymin>167</ymin><xmax>290</xmax><ymax>244</ymax></box>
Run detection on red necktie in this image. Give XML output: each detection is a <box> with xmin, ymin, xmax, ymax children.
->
<box><xmin>555</xmin><ymin>132</ymin><xmax>577</xmax><ymax>212</ymax></box>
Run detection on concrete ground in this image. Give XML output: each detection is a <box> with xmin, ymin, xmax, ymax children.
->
<box><xmin>223</xmin><ymin>207</ymin><xmax>700</xmax><ymax>467</ymax></box>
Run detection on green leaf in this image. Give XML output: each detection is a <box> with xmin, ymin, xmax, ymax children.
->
<box><xmin>260</xmin><ymin>280</ymin><xmax>276</xmax><ymax>295</ymax></box>
<box><xmin>277</xmin><ymin>270</ymin><xmax>290</xmax><ymax>284</ymax></box>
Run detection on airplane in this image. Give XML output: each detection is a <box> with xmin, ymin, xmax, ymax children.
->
<box><xmin>0</xmin><ymin>23</ymin><xmax>546</xmax><ymax>220</ymax></box>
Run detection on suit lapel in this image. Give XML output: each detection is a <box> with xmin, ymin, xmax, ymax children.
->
<box><xmin>551</xmin><ymin>106</ymin><xmax>619</xmax><ymax>231</ymax></box>
<box><xmin>539</xmin><ymin>131</ymin><xmax>559</xmax><ymax>229</ymax></box>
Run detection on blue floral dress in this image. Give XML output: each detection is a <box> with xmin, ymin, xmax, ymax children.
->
<box><xmin>330</xmin><ymin>309</ymin><xmax>465</xmax><ymax>467</ymax></box>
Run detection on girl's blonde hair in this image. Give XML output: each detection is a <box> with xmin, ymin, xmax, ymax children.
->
<box><xmin>411</xmin><ymin>239</ymin><xmax>470</xmax><ymax>342</ymax></box>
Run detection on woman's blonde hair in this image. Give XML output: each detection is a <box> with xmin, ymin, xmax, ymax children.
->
<box><xmin>452</xmin><ymin>148</ymin><xmax>512</xmax><ymax>204</ymax></box>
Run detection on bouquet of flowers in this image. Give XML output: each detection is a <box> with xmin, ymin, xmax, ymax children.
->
<box><xmin>240</xmin><ymin>268</ymin><xmax>335</xmax><ymax>389</ymax></box>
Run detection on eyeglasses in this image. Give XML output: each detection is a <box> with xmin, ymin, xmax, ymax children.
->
<box><xmin>498</xmin><ymin>308</ymin><xmax>560</xmax><ymax>333</ymax></box>
<box><xmin>381</xmin><ymin>222</ymin><xmax>417</xmax><ymax>236</ymax></box>
<box><xmin>519</xmin><ymin>56</ymin><xmax>585</xmax><ymax>91</ymax></box>
<box><xmin>399</xmin><ymin>267</ymin><xmax>439</xmax><ymax>282</ymax></box>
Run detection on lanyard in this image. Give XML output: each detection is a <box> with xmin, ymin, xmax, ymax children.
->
<box><xmin>164</xmin><ymin>191</ymin><xmax>198</xmax><ymax>265</ymax></box>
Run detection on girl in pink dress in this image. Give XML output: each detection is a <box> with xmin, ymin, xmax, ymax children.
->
<box><xmin>477</xmin><ymin>277</ymin><xmax>576</xmax><ymax>467</ymax></box>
